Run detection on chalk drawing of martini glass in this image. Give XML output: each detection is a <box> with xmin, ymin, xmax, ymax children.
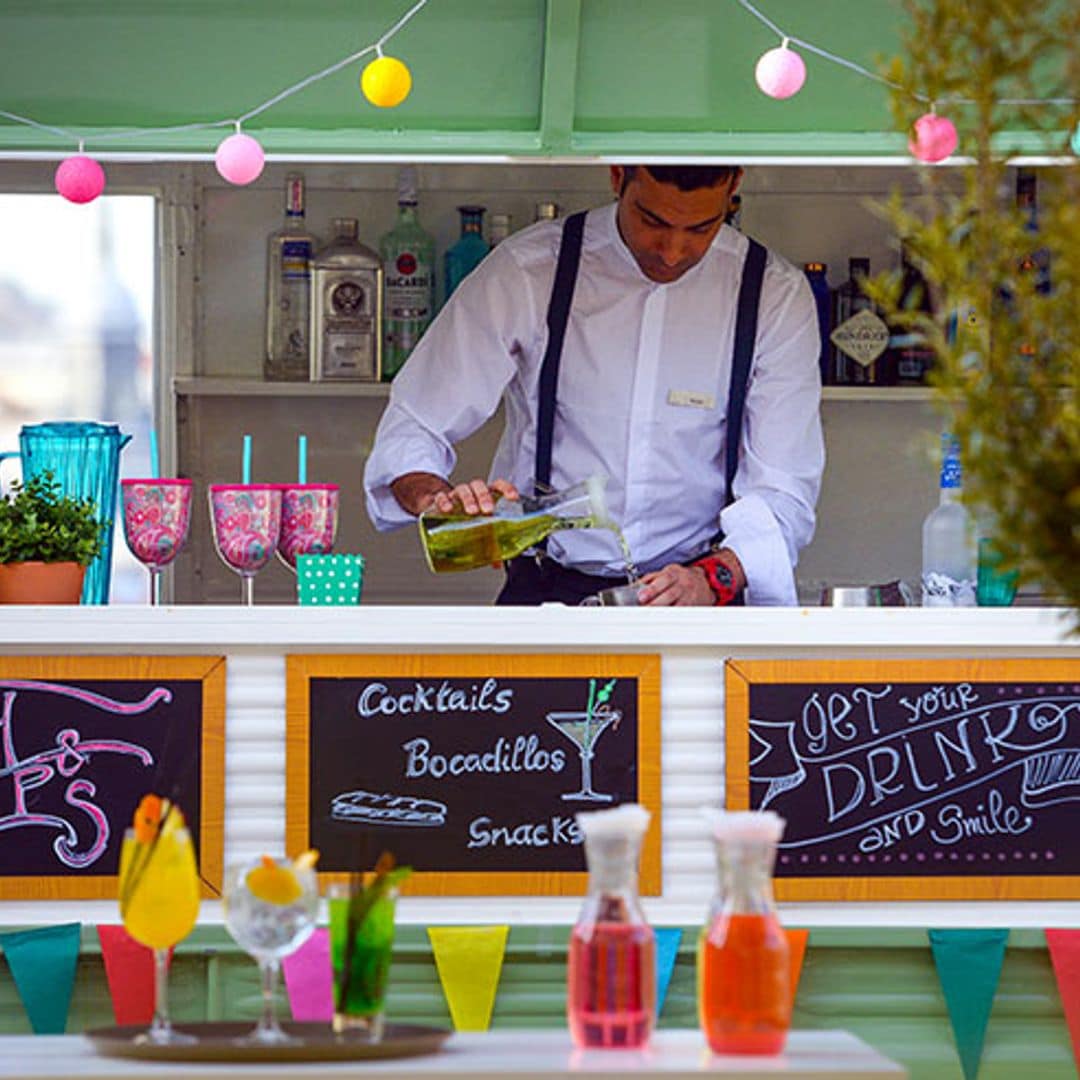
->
<box><xmin>546</xmin><ymin>705</ymin><xmax>620</xmax><ymax>802</ymax></box>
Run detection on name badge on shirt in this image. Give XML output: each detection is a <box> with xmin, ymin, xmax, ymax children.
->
<box><xmin>667</xmin><ymin>389</ymin><xmax>716</xmax><ymax>410</ymax></box>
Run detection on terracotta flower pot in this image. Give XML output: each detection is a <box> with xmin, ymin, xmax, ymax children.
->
<box><xmin>0</xmin><ymin>561</ymin><xmax>86</xmax><ymax>604</ymax></box>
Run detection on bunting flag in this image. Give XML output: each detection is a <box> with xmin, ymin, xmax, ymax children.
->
<box><xmin>428</xmin><ymin>925</ymin><xmax>508</xmax><ymax>1031</ymax></box>
<box><xmin>786</xmin><ymin>928</ymin><xmax>810</xmax><ymax>1007</ymax></box>
<box><xmin>1045</xmin><ymin>929</ymin><xmax>1080</xmax><ymax>1072</ymax></box>
<box><xmin>929</xmin><ymin>928</ymin><xmax>1009</xmax><ymax>1080</ymax></box>
<box><xmin>97</xmin><ymin>925</ymin><xmax>159</xmax><ymax>1026</ymax></box>
<box><xmin>282</xmin><ymin>928</ymin><xmax>333</xmax><ymax>1022</ymax></box>
<box><xmin>0</xmin><ymin>923</ymin><xmax>81</xmax><ymax>1034</ymax></box>
<box><xmin>654</xmin><ymin>928</ymin><xmax>683</xmax><ymax>1016</ymax></box>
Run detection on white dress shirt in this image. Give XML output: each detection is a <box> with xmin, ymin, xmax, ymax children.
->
<box><xmin>364</xmin><ymin>203</ymin><xmax>824</xmax><ymax>604</ymax></box>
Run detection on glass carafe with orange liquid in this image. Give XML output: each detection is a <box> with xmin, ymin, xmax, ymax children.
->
<box><xmin>567</xmin><ymin>803</ymin><xmax>655</xmax><ymax>1049</ymax></box>
<box><xmin>697</xmin><ymin>809</ymin><xmax>790</xmax><ymax>1055</ymax></box>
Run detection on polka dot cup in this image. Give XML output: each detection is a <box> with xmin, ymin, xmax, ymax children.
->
<box><xmin>296</xmin><ymin>553</ymin><xmax>365</xmax><ymax>605</ymax></box>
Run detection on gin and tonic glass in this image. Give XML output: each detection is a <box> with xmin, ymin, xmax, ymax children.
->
<box><xmin>120</xmin><ymin>478</ymin><xmax>193</xmax><ymax>605</ymax></box>
<box><xmin>546</xmin><ymin>705</ymin><xmax>621</xmax><ymax>802</ymax></box>
<box><xmin>208</xmin><ymin>484</ymin><xmax>282</xmax><ymax>604</ymax></box>
<box><xmin>276</xmin><ymin>483</ymin><xmax>340</xmax><ymax>571</ymax></box>
<box><xmin>222</xmin><ymin>854</ymin><xmax>319</xmax><ymax>1045</ymax></box>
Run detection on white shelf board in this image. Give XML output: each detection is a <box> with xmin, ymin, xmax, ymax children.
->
<box><xmin>823</xmin><ymin>386</ymin><xmax>933</xmax><ymax>402</ymax></box>
<box><xmin>172</xmin><ymin>377</ymin><xmax>391</xmax><ymax>398</ymax></box>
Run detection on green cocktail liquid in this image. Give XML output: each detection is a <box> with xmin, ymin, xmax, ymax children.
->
<box><xmin>330</xmin><ymin>894</ymin><xmax>396</xmax><ymax>1018</ymax></box>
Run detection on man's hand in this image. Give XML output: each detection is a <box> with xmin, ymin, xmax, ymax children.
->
<box><xmin>636</xmin><ymin>548</ymin><xmax>746</xmax><ymax>606</ymax></box>
<box><xmin>390</xmin><ymin>472</ymin><xmax>520</xmax><ymax>517</ymax></box>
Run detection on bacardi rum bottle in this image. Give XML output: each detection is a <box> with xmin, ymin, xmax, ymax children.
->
<box><xmin>379</xmin><ymin>167</ymin><xmax>435</xmax><ymax>381</ymax></box>
<box><xmin>265</xmin><ymin>174</ymin><xmax>315</xmax><ymax>381</ymax></box>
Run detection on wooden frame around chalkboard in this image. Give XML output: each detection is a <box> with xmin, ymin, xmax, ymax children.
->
<box><xmin>0</xmin><ymin>655</ymin><xmax>226</xmax><ymax>900</ymax></box>
<box><xmin>286</xmin><ymin>653</ymin><xmax>661</xmax><ymax>896</ymax></box>
<box><xmin>725</xmin><ymin>657</ymin><xmax>1080</xmax><ymax>901</ymax></box>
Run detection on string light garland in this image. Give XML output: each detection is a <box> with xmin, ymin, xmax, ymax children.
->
<box><xmin>0</xmin><ymin>0</ymin><xmax>1075</xmax><ymax>201</ymax></box>
<box><xmin>736</xmin><ymin>0</ymin><xmax>1078</xmax><ymax>164</ymax></box>
<box><xmin>1</xmin><ymin>0</ymin><xmax>429</xmax><ymax>203</ymax></box>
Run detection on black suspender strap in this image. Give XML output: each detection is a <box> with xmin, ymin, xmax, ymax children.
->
<box><xmin>534</xmin><ymin>210</ymin><xmax>587</xmax><ymax>492</ymax></box>
<box><xmin>723</xmin><ymin>237</ymin><xmax>767</xmax><ymax>508</ymax></box>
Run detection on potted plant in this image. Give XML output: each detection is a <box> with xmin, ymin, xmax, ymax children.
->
<box><xmin>0</xmin><ymin>471</ymin><xmax>105</xmax><ymax>604</ymax></box>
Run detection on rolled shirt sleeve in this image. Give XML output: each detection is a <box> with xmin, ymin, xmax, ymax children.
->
<box><xmin>719</xmin><ymin>262</ymin><xmax>824</xmax><ymax>605</ymax></box>
<box><xmin>364</xmin><ymin>242</ymin><xmax>536</xmax><ymax>530</ymax></box>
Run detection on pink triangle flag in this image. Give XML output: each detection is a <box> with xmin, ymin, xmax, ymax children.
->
<box><xmin>282</xmin><ymin>928</ymin><xmax>333</xmax><ymax>1022</ymax></box>
<box><xmin>1046</xmin><ymin>929</ymin><xmax>1080</xmax><ymax>1072</ymax></box>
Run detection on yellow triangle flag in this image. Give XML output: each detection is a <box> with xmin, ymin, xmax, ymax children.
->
<box><xmin>427</xmin><ymin>925</ymin><xmax>509</xmax><ymax>1031</ymax></box>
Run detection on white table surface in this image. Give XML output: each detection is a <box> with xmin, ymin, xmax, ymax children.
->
<box><xmin>0</xmin><ymin>1029</ymin><xmax>906</xmax><ymax>1079</ymax></box>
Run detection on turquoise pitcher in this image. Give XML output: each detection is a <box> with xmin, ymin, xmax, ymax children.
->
<box><xmin>0</xmin><ymin>422</ymin><xmax>131</xmax><ymax>604</ymax></box>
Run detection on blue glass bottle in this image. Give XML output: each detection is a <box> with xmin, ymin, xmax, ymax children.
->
<box><xmin>443</xmin><ymin>205</ymin><xmax>488</xmax><ymax>304</ymax></box>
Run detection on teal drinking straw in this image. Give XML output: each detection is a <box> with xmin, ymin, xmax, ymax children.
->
<box><xmin>149</xmin><ymin>429</ymin><xmax>159</xmax><ymax>479</ymax></box>
<box><xmin>242</xmin><ymin>434</ymin><xmax>252</xmax><ymax>484</ymax></box>
<box><xmin>298</xmin><ymin>435</ymin><xmax>307</xmax><ymax>484</ymax></box>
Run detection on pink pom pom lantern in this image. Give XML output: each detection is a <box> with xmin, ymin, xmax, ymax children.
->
<box><xmin>214</xmin><ymin>132</ymin><xmax>265</xmax><ymax>185</ymax></box>
<box><xmin>55</xmin><ymin>155</ymin><xmax>106</xmax><ymax>204</ymax></box>
<box><xmin>908</xmin><ymin>112</ymin><xmax>958</xmax><ymax>163</ymax></box>
<box><xmin>755</xmin><ymin>44</ymin><xmax>806</xmax><ymax>100</ymax></box>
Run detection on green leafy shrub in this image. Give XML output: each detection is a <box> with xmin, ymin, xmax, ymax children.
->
<box><xmin>0</xmin><ymin>472</ymin><xmax>105</xmax><ymax>566</ymax></box>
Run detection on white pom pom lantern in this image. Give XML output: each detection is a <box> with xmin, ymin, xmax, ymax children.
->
<box><xmin>755</xmin><ymin>43</ymin><xmax>806</xmax><ymax>100</ymax></box>
<box><xmin>55</xmin><ymin>155</ymin><xmax>106</xmax><ymax>204</ymax></box>
<box><xmin>214</xmin><ymin>131</ymin><xmax>265</xmax><ymax>185</ymax></box>
<box><xmin>908</xmin><ymin>112</ymin><xmax>958</xmax><ymax>163</ymax></box>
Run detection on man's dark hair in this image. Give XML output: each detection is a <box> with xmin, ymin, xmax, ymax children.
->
<box><xmin>621</xmin><ymin>165</ymin><xmax>738</xmax><ymax>194</ymax></box>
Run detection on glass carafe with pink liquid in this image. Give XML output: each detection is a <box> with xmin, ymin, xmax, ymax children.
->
<box><xmin>697</xmin><ymin>809</ymin><xmax>790</xmax><ymax>1056</ymax></box>
<box><xmin>567</xmin><ymin>803</ymin><xmax>655</xmax><ymax>1049</ymax></box>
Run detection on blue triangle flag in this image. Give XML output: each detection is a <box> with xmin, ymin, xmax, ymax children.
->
<box><xmin>0</xmin><ymin>923</ymin><xmax>82</xmax><ymax>1034</ymax></box>
<box><xmin>654</xmin><ymin>927</ymin><xmax>683</xmax><ymax>1016</ymax></box>
<box><xmin>929</xmin><ymin>928</ymin><xmax>1008</xmax><ymax>1080</ymax></box>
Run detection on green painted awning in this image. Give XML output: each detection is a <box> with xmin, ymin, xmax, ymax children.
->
<box><xmin>0</xmin><ymin>0</ymin><xmax>1061</xmax><ymax>161</ymax></box>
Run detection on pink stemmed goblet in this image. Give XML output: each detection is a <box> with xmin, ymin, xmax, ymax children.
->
<box><xmin>276</xmin><ymin>484</ymin><xmax>340</xmax><ymax>572</ymax></box>
<box><xmin>120</xmin><ymin>478</ymin><xmax>193</xmax><ymax>605</ymax></box>
<box><xmin>208</xmin><ymin>484</ymin><xmax>282</xmax><ymax>605</ymax></box>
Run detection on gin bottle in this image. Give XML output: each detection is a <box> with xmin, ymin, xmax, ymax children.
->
<box><xmin>310</xmin><ymin>219</ymin><xmax>383</xmax><ymax>382</ymax></box>
<box><xmin>265</xmin><ymin>174</ymin><xmax>315</xmax><ymax>381</ymax></box>
<box><xmin>379</xmin><ymin>167</ymin><xmax>435</xmax><ymax>381</ymax></box>
<box><xmin>830</xmin><ymin>257</ymin><xmax>889</xmax><ymax>386</ymax></box>
<box><xmin>443</xmin><ymin>205</ymin><xmax>488</xmax><ymax>303</ymax></box>
<box><xmin>921</xmin><ymin>435</ymin><xmax>977</xmax><ymax>606</ymax></box>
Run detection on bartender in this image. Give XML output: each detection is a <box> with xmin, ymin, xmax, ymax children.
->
<box><xmin>364</xmin><ymin>165</ymin><xmax>824</xmax><ymax>606</ymax></box>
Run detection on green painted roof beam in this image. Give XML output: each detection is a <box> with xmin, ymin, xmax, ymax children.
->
<box><xmin>538</xmin><ymin>0</ymin><xmax>581</xmax><ymax>154</ymax></box>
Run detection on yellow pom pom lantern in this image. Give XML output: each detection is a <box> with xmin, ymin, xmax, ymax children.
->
<box><xmin>361</xmin><ymin>55</ymin><xmax>412</xmax><ymax>108</ymax></box>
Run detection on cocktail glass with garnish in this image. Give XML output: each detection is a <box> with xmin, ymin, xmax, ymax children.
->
<box><xmin>118</xmin><ymin>795</ymin><xmax>201</xmax><ymax>1046</ymax></box>
<box><xmin>223</xmin><ymin>851</ymin><xmax>320</xmax><ymax>1045</ymax></box>
<box><xmin>328</xmin><ymin>854</ymin><xmax>412</xmax><ymax>1041</ymax></box>
<box><xmin>547</xmin><ymin>682</ymin><xmax>620</xmax><ymax>803</ymax></box>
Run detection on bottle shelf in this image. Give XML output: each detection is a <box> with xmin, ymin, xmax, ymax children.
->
<box><xmin>822</xmin><ymin>386</ymin><xmax>933</xmax><ymax>402</ymax></box>
<box><xmin>173</xmin><ymin>377</ymin><xmax>391</xmax><ymax>398</ymax></box>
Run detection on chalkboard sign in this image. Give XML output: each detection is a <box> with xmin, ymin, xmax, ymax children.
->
<box><xmin>725</xmin><ymin>658</ymin><xmax>1080</xmax><ymax>900</ymax></box>
<box><xmin>286</xmin><ymin>654</ymin><xmax>661</xmax><ymax>895</ymax></box>
<box><xmin>0</xmin><ymin>656</ymin><xmax>226</xmax><ymax>900</ymax></box>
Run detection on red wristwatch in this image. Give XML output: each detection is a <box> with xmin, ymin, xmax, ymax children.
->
<box><xmin>694</xmin><ymin>555</ymin><xmax>740</xmax><ymax>606</ymax></box>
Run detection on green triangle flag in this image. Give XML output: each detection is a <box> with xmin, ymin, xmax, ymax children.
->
<box><xmin>928</xmin><ymin>928</ymin><xmax>1008</xmax><ymax>1080</ymax></box>
<box><xmin>0</xmin><ymin>923</ymin><xmax>81</xmax><ymax>1034</ymax></box>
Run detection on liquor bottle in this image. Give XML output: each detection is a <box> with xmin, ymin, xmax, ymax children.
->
<box><xmin>698</xmin><ymin>809</ymin><xmax>790</xmax><ymax>1055</ymax></box>
<box><xmin>534</xmin><ymin>201</ymin><xmax>560</xmax><ymax>223</ymax></box>
<box><xmin>803</xmin><ymin>262</ymin><xmax>830</xmax><ymax>385</ymax></box>
<box><xmin>887</xmin><ymin>244</ymin><xmax>936</xmax><ymax>385</ymax></box>
<box><xmin>418</xmin><ymin>475</ymin><xmax>611</xmax><ymax>574</ymax></box>
<box><xmin>1016</xmin><ymin>168</ymin><xmax>1051</xmax><ymax>295</ymax></box>
<box><xmin>921</xmin><ymin>434</ymin><xmax>977</xmax><ymax>606</ymax></box>
<box><xmin>443</xmin><ymin>205</ymin><xmax>488</xmax><ymax>303</ymax></box>
<box><xmin>567</xmin><ymin>804</ymin><xmax>655</xmax><ymax>1049</ymax></box>
<box><xmin>310</xmin><ymin>218</ymin><xmax>383</xmax><ymax>382</ymax></box>
<box><xmin>488</xmin><ymin>212</ymin><xmax>512</xmax><ymax>248</ymax></box>
<box><xmin>379</xmin><ymin>167</ymin><xmax>435</xmax><ymax>381</ymax></box>
<box><xmin>829</xmin><ymin>257</ymin><xmax>889</xmax><ymax>386</ymax></box>
<box><xmin>265</xmin><ymin>174</ymin><xmax>315</xmax><ymax>381</ymax></box>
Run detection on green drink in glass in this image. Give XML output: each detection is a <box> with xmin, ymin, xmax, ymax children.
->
<box><xmin>328</xmin><ymin>860</ymin><xmax>411</xmax><ymax>1040</ymax></box>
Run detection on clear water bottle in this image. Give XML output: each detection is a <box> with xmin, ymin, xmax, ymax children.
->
<box><xmin>921</xmin><ymin>435</ymin><xmax>977</xmax><ymax>606</ymax></box>
<box><xmin>567</xmin><ymin>804</ymin><xmax>655</xmax><ymax>1049</ymax></box>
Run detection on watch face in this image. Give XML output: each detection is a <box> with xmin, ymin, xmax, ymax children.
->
<box><xmin>715</xmin><ymin>564</ymin><xmax>734</xmax><ymax>587</ymax></box>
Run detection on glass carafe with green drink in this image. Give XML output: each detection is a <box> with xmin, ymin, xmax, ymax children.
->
<box><xmin>419</xmin><ymin>475</ymin><xmax>613</xmax><ymax>574</ymax></box>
